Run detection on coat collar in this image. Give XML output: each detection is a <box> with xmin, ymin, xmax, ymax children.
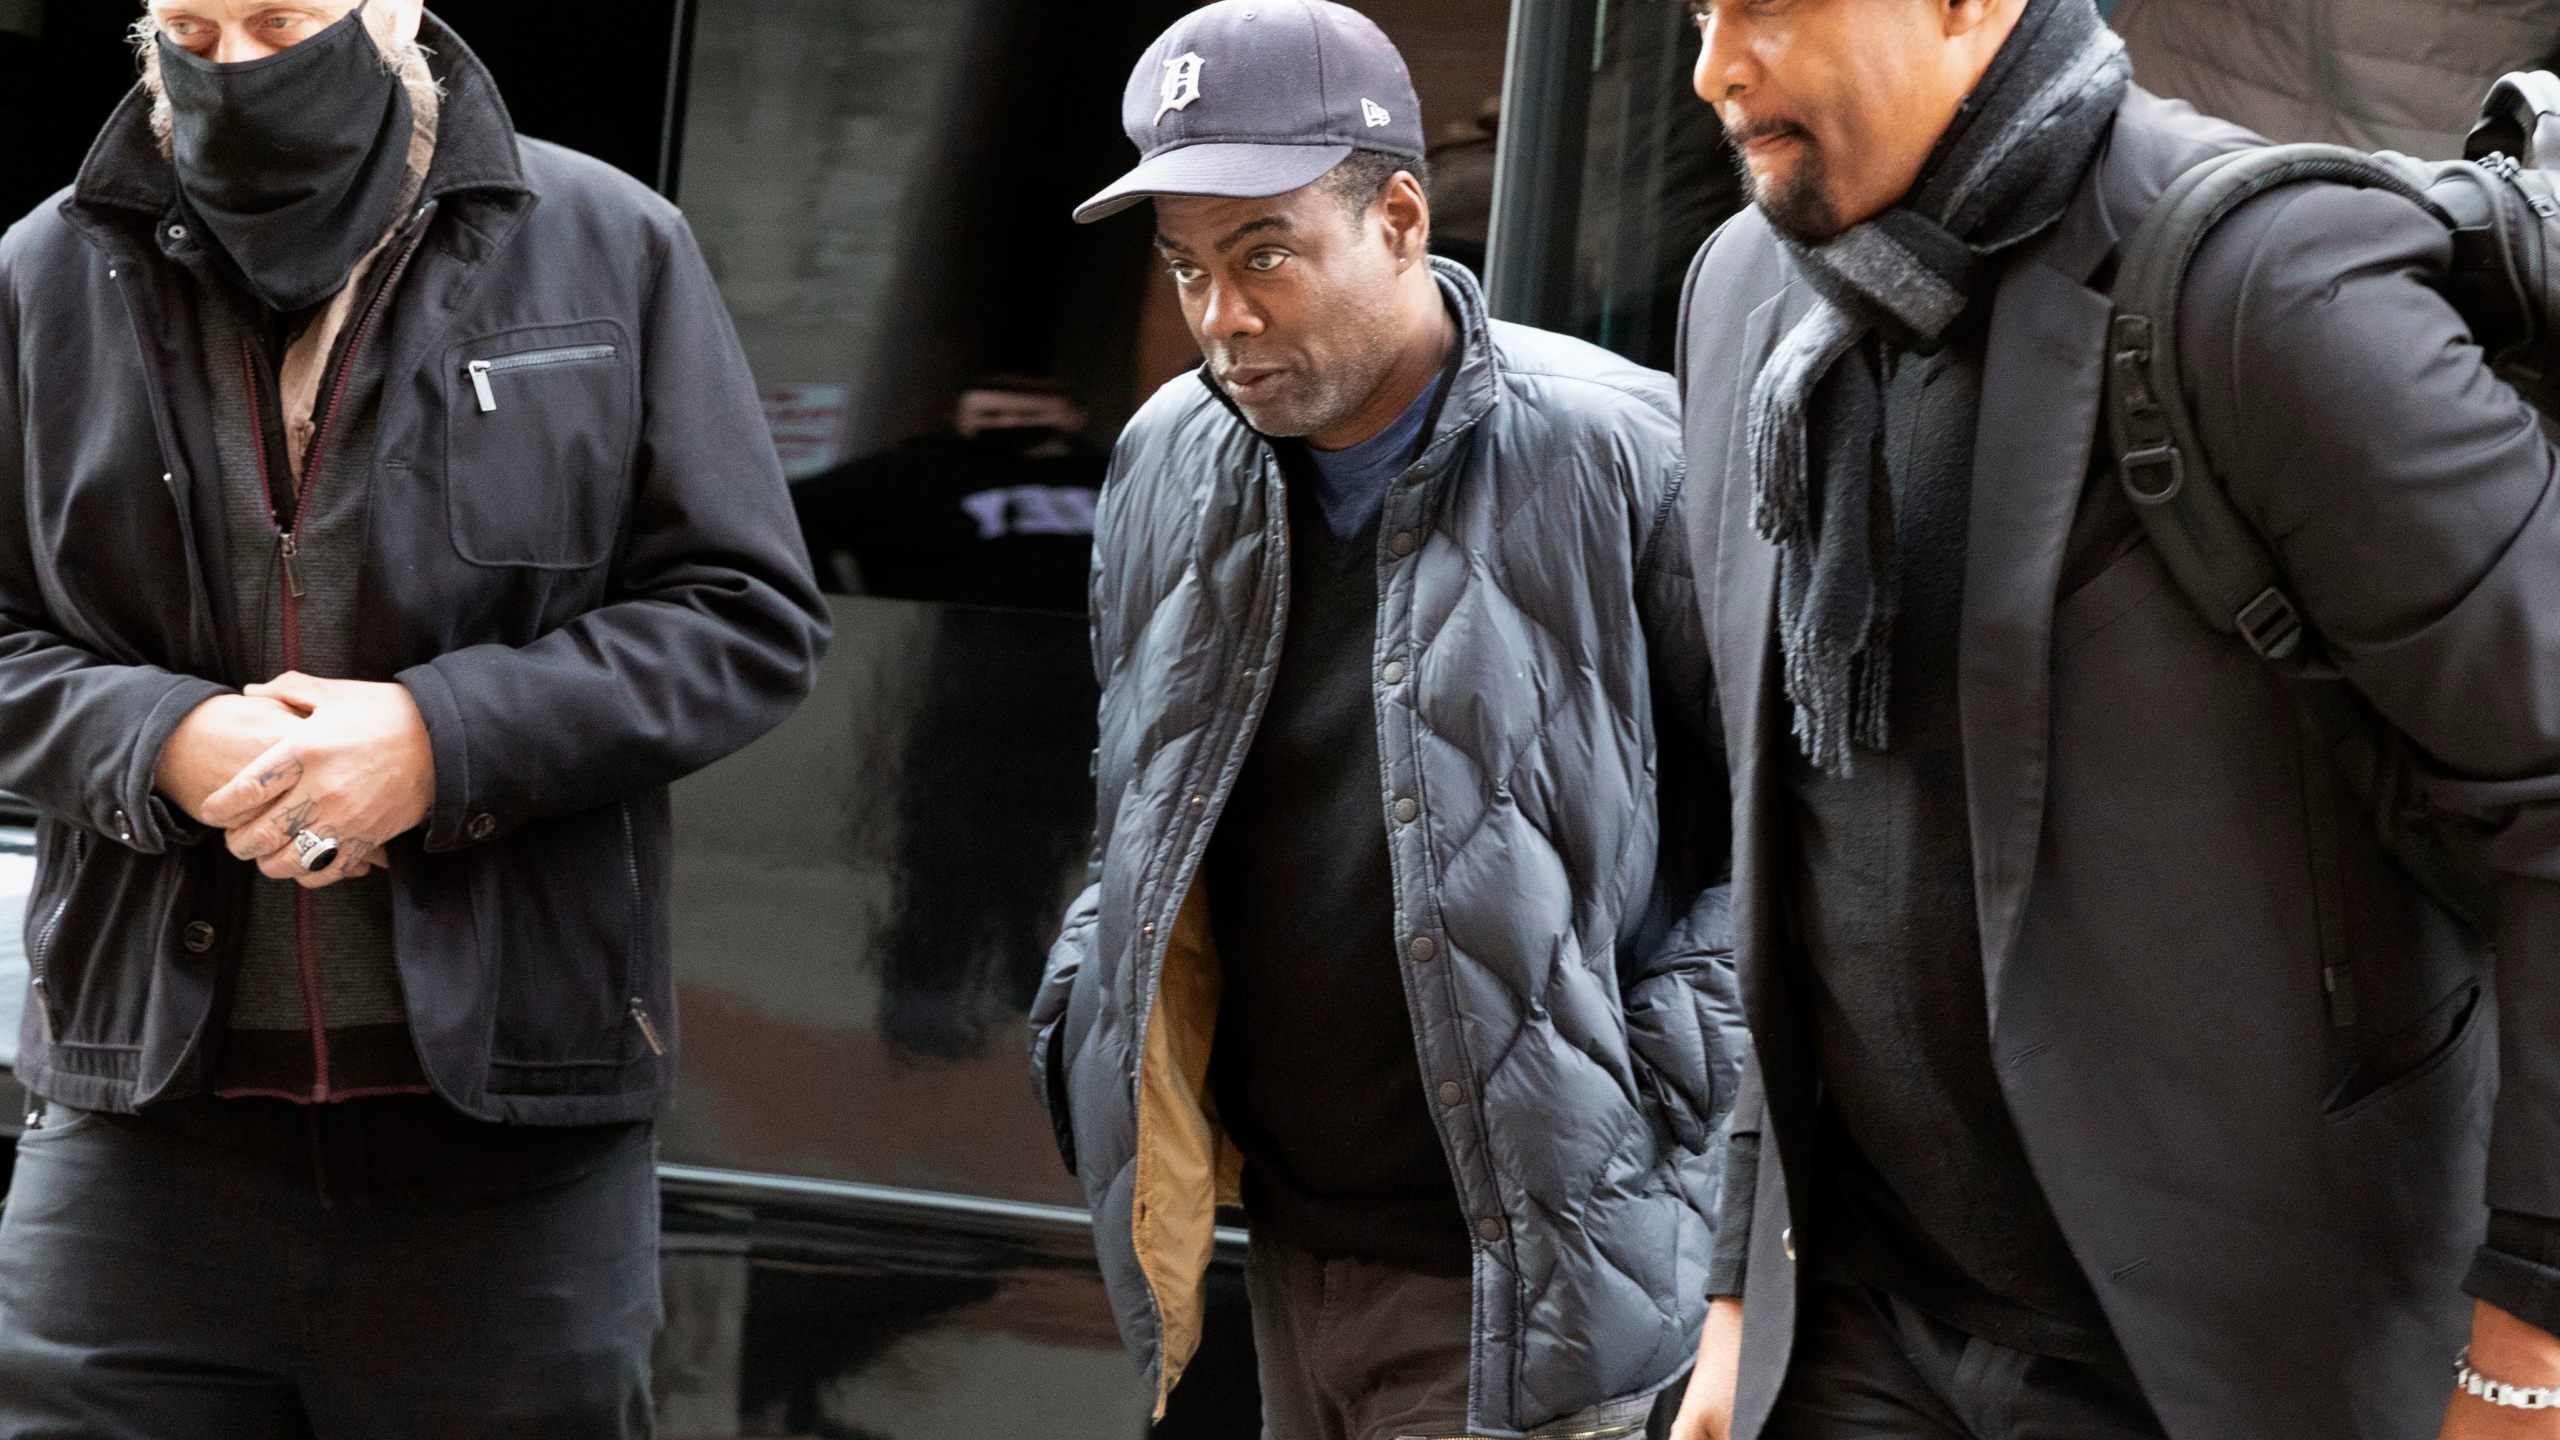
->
<box><xmin>1956</xmin><ymin>121</ymin><xmax>2127</xmax><ymax>1024</ymax></box>
<box><xmin>1953</xmin><ymin>94</ymin><xmax>2263</xmax><ymax>1022</ymax></box>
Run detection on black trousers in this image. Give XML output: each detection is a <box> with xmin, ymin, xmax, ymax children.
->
<box><xmin>0</xmin><ymin>1097</ymin><xmax>659</xmax><ymax>1439</ymax></box>
<box><xmin>1761</xmin><ymin>1282</ymin><xmax>2164</xmax><ymax>1440</ymax></box>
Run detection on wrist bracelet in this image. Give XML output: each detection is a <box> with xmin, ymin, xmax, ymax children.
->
<box><xmin>2457</xmin><ymin>1348</ymin><xmax>2560</xmax><ymax>1410</ymax></box>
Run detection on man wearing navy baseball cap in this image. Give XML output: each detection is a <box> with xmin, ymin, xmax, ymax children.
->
<box><xmin>1033</xmin><ymin>4</ymin><xmax>1744</xmax><ymax>1437</ymax></box>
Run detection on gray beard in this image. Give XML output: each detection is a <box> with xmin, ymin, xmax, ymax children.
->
<box><xmin>1218</xmin><ymin>349</ymin><xmax>1400</xmax><ymax>441</ymax></box>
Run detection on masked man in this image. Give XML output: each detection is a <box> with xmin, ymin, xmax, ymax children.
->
<box><xmin>791</xmin><ymin>373</ymin><xmax>1104</xmax><ymax>613</ymax></box>
<box><xmin>1665</xmin><ymin>1</ymin><xmax>2560</xmax><ymax>1438</ymax></box>
<box><xmin>0</xmin><ymin>3</ymin><xmax>827</xmax><ymax>1434</ymax></box>
<box><xmin>1032</xmin><ymin>4</ymin><xmax>1743</xmax><ymax>1437</ymax></box>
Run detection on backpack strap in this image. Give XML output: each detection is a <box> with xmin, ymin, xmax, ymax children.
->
<box><xmin>2105</xmin><ymin>143</ymin><xmax>2444</xmax><ymax>666</ymax></box>
<box><xmin>2103</xmin><ymin>143</ymin><xmax>2494</xmax><ymax>944</ymax></box>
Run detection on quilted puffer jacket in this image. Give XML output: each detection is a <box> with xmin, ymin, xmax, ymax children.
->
<box><xmin>2114</xmin><ymin>0</ymin><xmax>2560</xmax><ymax>157</ymax></box>
<box><xmin>1029</xmin><ymin>260</ymin><xmax>1743</xmax><ymax>1435</ymax></box>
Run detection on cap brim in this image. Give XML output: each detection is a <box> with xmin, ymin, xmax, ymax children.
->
<box><xmin>1072</xmin><ymin>141</ymin><xmax>1355</xmax><ymax>224</ymax></box>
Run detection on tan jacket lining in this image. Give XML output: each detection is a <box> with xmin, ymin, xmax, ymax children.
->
<box><xmin>1132</xmin><ymin>876</ymin><xmax>1243</xmax><ymax>1418</ymax></box>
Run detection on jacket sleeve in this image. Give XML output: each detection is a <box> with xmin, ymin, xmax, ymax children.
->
<box><xmin>1031</xmin><ymin>868</ymin><xmax>1097</xmax><ymax>1176</ymax></box>
<box><xmin>1705</xmin><ymin>1053</ymin><xmax>1765</xmax><ymax>1298</ymax></box>
<box><xmin>397</xmin><ymin>215</ymin><xmax>831</xmax><ymax>850</ymax></box>
<box><xmin>1029</xmin><ymin>440</ymin><xmax>1138</xmax><ymax>1175</ymax></box>
<box><xmin>1030</xmin><ymin>549</ymin><xmax>1103</xmax><ymax>1175</ymax></box>
<box><xmin>0</xmin><ymin>237</ymin><xmax>229</xmax><ymax>854</ymax></box>
<box><xmin>1625</xmin><ymin>390</ymin><xmax>1747</xmax><ymax>1211</ymax></box>
<box><xmin>2180</xmin><ymin>181</ymin><xmax>2560</xmax><ymax>1329</ymax></box>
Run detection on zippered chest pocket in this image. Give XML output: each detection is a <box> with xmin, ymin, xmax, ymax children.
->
<box><xmin>467</xmin><ymin>344</ymin><xmax>620</xmax><ymax>412</ymax></box>
<box><xmin>443</xmin><ymin>322</ymin><xmax>638</xmax><ymax>570</ymax></box>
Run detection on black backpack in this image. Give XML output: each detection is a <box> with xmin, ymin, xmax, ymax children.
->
<box><xmin>2099</xmin><ymin>74</ymin><xmax>2560</xmax><ymax>947</ymax></box>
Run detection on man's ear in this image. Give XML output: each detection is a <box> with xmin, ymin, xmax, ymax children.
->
<box><xmin>1943</xmin><ymin>0</ymin><xmax>2020</xmax><ymax>39</ymax></box>
<box><xmin>1378</xmin><ymin>171</ymin><xmax>1432</xmax><ymax>267</ymax></box>
<box><xmin>380</xmin><ymin>0</ymin><xmax>426</xmax><ymax>45</ymax></box>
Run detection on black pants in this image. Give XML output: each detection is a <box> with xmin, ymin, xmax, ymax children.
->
<box><xmin>0</xmin><ymin>1097</ymin><xmax>659</xmax><ymax>1439</ymax></box>
<box><xmin>1762</xmin><ymin>1283</ymin><xmax>2164</xmax><ymax>1440</ymax></box>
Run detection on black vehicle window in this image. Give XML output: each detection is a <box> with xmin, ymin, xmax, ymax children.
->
<box><xmin>0</xmin><ymin>5</ymin><xmax>150</xmax><ymax>223</ymax></box>
<box><xmin>663</xmin><ymin>0</ymin><xmax>1514</xmax><ymax>1205</ymax></box>
<box><xmin>1485</xmin><ymin>0</ymin><xmax>1743</xmax><ymax>370</ymax></box>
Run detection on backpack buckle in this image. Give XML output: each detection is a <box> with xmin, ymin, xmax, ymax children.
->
<box><xmin>2236</xmin><ymin>586</ymin><xmax>2305</xmax><ymax>661</ymax></box>
<box><xmin>2120</xmin><ymin>443</ymin><xmax>2186</xmax><ymax>504</ymax></box>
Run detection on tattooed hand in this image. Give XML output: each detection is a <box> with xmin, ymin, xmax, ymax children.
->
<box><xmin>155</xmin><ymin>694</ymin><xmax>306</xmax><ymax>827</ymax></box>
<box><xmin>201</xmin><ymin>673</ymin><xmax>436</xmax><ymax>891</ymax></box>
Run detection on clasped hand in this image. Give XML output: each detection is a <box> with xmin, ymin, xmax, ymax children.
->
<box><xmin>153</xmin><ymin>673</ymin><xmax>436</xmax><ymax>889</ymax></box>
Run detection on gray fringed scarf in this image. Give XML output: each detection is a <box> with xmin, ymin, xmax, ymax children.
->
<box><xmin>1750</xmin><ymin>0</ymin><xmax>2130</xmax><ymax>776</ymax></box>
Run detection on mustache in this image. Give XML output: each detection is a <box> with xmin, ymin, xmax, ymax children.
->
<box><xmin>1210</xmin><ymin>348</ymin><xmax>1292</xmax><ymax>375</ymax></box>
<box><xmin>1727</xmin><ymin>116</ymin><xmax>1813</xmax><ymax>148</ymax></box>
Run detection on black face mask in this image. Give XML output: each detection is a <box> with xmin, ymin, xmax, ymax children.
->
<box><xmin>158</xmin><ymin>4</ymin><xmax>414</xmax><ymax>314</ymax></box>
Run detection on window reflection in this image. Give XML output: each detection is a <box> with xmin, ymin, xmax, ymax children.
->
<box><xmin>1568</xmin><ymin>0</ymin><xmax>1745</xmax><ymax>368</ymax></box>
<box><xmin>1429</xmin><ymin>95</ymin><xmax>1504</xmax><ymax>279</ymax></box>
<box><xmin>792</xmin><ymin>375</ymin><xmax>1104</xmax><ymax>615</ymax></box>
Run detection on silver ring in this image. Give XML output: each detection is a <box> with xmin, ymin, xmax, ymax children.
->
<box><xmin>291</xmin><ymin>829</ymin><xmax>341</xmax><ymax>874</ymax></box>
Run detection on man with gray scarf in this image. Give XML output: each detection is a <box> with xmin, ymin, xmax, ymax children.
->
<box><xmin>1667</xmin><ymin>1</ymin><xmax>2560</xmax><ymax>1438</ymax></box>
<box><xmin>0</xmin><ymin>1</ymin><xmax>826</xmax><ymax>1435</ymax></box>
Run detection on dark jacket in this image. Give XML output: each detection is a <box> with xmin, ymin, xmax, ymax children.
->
<box><xmin>0</xmin><ymin>21</ymin><xmax>828</xmax><ymax>1125</ymax></box>
<box><xmin>1680</xmin><ymin>87</ymin><xmax>2560</xmax><ymax>1440</ymax></box>
<box><xmin>1030</xmin><ymin>261</ymin><xmax>1744</xmax><ymax>1436</ymax></box>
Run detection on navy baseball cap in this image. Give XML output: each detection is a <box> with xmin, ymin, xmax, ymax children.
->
<box><xmin>1073</xmin><ymin>0</ymin><xmax>1427</xmax><ymax>224</ymax></box>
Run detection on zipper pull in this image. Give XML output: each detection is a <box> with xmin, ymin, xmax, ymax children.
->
<box><xmin>468</xmin><ymin>359</ymin><xmax>497</xmax><ymax>413</ymax></box>
<box><xmin>278</xmin><ymin>533</ymin><xmax>306</xmax><ymax>599</ymax></box>
<box><xmin>31</xmin><ymin>976</ymin><xmax>55</xmax><ymax>1043</ymax></box>
<box><xmin>630</xmin><ymin>998</ymin><xmax>666</xmax><ymax>1056</ymax></box>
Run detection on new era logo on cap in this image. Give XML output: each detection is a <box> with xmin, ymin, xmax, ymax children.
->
<box><xmin>1075</xmin><ymin>0</ymin><xmax>1428</xmax><ymax>224</ymax></box>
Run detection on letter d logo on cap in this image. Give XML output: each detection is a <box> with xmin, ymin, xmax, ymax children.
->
<box><xmin>1076</xmin><ymin>1</ymin><xmax>1427</xmax><ymax>224</ymax></box>
<box><xmin>1156</xmin><ymin>52</ymin><xmax>1207</xmax><ymax>125</ymax></box>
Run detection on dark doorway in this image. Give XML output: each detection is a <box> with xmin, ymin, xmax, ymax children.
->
<box><xmin>0</xmin><ymin>2</ymin><xmax>152</xmax><ymax>226</ymax></box>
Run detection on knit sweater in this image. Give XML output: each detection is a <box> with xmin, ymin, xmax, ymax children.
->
<box><xmin>200</xmin><ymin>271</ymin><xmax>430</xmax><ymax>1102</ymax></box>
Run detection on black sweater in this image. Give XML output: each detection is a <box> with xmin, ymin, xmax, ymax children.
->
<box><xmin>1202</xmin><ymin>432</ymin><xmax>1470</xmax><ymax>1276</ymax></box>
